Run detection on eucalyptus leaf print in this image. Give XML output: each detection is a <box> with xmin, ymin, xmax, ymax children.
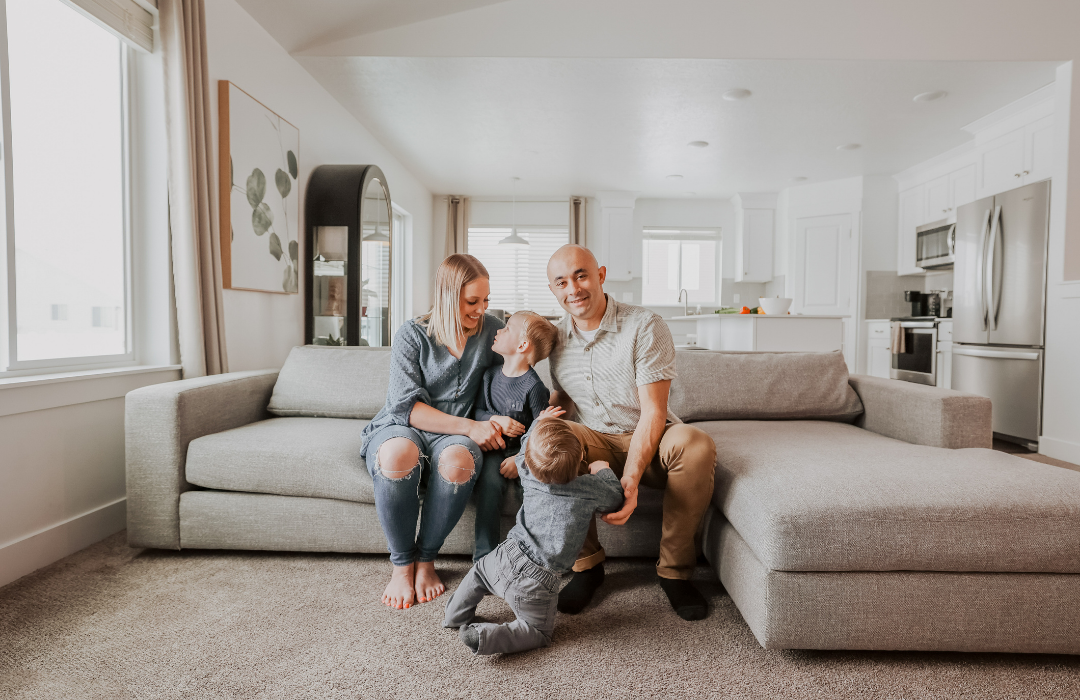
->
<box><xmin>288</xmin><ymin>240</ymin><xmax>298</xmax><ymax>264</ymax></box>
<box><xmin>287</xmin><ymin>151</ymin><xmax>297</xmax><ymax>179</ymax></box>
<box><xmin>252</xmin><ymin>202</ymin><xmax>273</xmax><ymax>236</ymax></box>
<box><xmin>275</xmin><ymin>168</ymin><xmax>291</xmax><ymax>199</ymax></box>
<box><xmin>246</xmin><ymin>168</ymin><xmax>266</xmax><ymax>208</ymax></box>
<box><xmin>283</xmin><ymin>264</ymin><xmax>298</xmax><ymax>293</ymax></box>
<box><xmin>269</xmin><ymin>232</ymin><xmax>283</xmax><ymax>261</ymax></box>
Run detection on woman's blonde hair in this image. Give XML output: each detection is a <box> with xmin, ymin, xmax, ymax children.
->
<box><xmin>420</xmin><ymin>254</ymin><xmax>490</xmax><ymax>348</ymax></box>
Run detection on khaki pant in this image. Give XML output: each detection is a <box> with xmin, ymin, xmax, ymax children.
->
<box><xmin>564</xmin><ymin>421</ymin><xmax>716</xmax><ymax>580</ymax></box>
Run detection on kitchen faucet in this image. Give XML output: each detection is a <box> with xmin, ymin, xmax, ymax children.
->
<box><xmin>678</xmin><ymin>288</ymin><xmax>689</xmax><ymax>316</ymax></box>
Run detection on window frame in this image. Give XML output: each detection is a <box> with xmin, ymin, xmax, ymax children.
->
<box><xmin>641</xmin><ymin>226</ymin><xmax>723</xmax><ymax>307</ymax></box>
<box><xmin>0</xmin><ymin>4</ymin><xmax>136</xmax><ymax>377</ymax></box>
<box><xmin>467</xmin><ymin>224</ymin><xmax>569</xmax><ymax>317</ymax></box>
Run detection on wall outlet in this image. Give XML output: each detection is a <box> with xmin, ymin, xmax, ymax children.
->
<box><xmin>622</xmin><ymin>292</ymin><xmax>633</xmax><ymax>303</ymax></box>
<box><xmin>733</xmin><ymin>293</ymin><xmax>741</xmax><ymax>304</ymax></box>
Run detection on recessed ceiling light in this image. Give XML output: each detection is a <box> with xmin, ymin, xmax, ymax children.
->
<box><xmin>791</xmin><ymin>176</ymin><xmax>808</xmax><ymax>182</ymax></box>
<box><xmin>688</xmin><ymin>140</ymin><xmax>709</xmax><ymax>148</ymax></box>
<box><xmin>723</xmin><ymin>89</ymin><xmax>752</xmax><ymax>101</ymax></box>
<box><xmin>913</xmin><ymin>91</ymin><xmax>948</xmax><ymax>103</ymax></box>
<box><xmin>836</xmin><ymin>143</ymin><xmax>862</xmax><ymax>151</ymax></box>
<box><xmin>666</xmin><ymin>174</ymin><xmax>684</xmax><ymax>180</ymax></box>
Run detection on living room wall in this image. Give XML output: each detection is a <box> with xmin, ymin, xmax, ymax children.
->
<box><xmin>206</xmin><ymin>0</ymin><xmax>435</xmax><ymax>371</ymax></box>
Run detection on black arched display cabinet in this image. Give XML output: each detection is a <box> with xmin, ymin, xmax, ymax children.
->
<box><xmin>304</xmin><ymin>165</ymin><xmax>393</xmax><ymax>346</ymax></box>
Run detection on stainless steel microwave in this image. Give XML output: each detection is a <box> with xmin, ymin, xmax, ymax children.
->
<box><xmin>916</xmin><ymin>219</ymin><xmax>956</xmax><ymax>269</ymax></box>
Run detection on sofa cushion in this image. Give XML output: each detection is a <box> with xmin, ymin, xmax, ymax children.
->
<box><xmin>699</xmin><ymin>419</ymin><xmax>1080</xmax><ymax>573</ymax></box>
<box><xmin>669</xmin><ymin>351</ymin><xmax>863</xmax><ymax>423</ymax></box>
<box><xmin>187</xmin><ymin>417</ymin><xmax>376</xmax><ymax>503</ymax></box>
<box><xmin>268</xmin><ymin>346</ymin><xmax>391</xmax><ymax>419</ymax></box>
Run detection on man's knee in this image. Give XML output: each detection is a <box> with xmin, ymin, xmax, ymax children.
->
<box><xmin>376</xmin><ymin>437</ymin><xmax>420</xmax><ymax>480</ymax></box>
<box><xmin>439</xmin><ymin>445</ymin><xmax>477</xmax><ymax>485</ymax></box>
<box><xmin>662</xmin><ymin>424</ymin><xmax>716</xmax><ymax>470</ymax></box>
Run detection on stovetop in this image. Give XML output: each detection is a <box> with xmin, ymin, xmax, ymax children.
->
<box><xmin>890</xmin><ymin>315</ymin><xmax>952</xmax><ymax>322</ymax></box>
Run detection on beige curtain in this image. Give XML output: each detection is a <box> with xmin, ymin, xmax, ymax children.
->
<box><xmin>569</xmin><ymin>196</ymin><xmax>587</xmax><ymax>246</ymax></box>
<box><xmin>446</xmin><ymin>195</ymin><xmax>470</xmax><ymax>256</ymax></box>
<box><xmin>160</xmin><ymin>0</ymin><xmax>228</xmax><ymax>377</ymax></box>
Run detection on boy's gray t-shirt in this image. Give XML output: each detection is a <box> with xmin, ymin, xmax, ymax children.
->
<box><xmin>507</xmin><ymin>441</ymin><xmax>625</xmax><ymax>574</ymax></box>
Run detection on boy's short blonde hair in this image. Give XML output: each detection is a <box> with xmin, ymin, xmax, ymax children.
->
<box><xmin>512</xmin><ymin>310</ymin><xmax>559</xmax><ymax>365</ymax></box>
<box><xmin>524</xmin><ymin>418</ymin><xmax>583</xmax><ymax>485</ymax></box>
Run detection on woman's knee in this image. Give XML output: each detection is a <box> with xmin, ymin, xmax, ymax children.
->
<box><xmin>438</xmin><ymin>445</ymin><xmax>478</xmax><ymax>485</ymax></box>
<box><xmin>376</xmin><ymin>437</ymin><xmax>421</xmax><ymax>480</ymax></box>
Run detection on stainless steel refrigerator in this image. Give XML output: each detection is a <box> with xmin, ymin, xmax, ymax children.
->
<box><xmin>952</xmin><ymin>180</ymin><xmax>1049</xmax><ymax>447</ymax></box>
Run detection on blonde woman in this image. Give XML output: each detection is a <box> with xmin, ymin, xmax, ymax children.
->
<box><xmin>361</xmin><ymin>254</ymin><xmax>507</xmax><ymax>610</ymax></box>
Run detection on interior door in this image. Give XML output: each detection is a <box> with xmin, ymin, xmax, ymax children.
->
<box><xmin>793</xmin><ymin>214</ymin><xmax>855</xmax><ymax>367</ymax></box>
<box><xmin>952</xmin><ymin>196</ymin><xmax>994</xmax><ymax>345</ymax></box>
<box><xmin>987</xmin><ymin>181</ymin><xmax>1048</xmax><ymax>347</ymax></box>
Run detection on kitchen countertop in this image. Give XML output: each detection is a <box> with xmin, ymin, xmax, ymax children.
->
<box><xmin>669</xmin><ymin>314</ymin><xmax>850</xmax><ymax>320</ymax></box>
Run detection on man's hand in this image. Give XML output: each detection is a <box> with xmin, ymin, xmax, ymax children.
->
<box><xmin>601</xmin><ymin>475</ymin><xmax>638</xmax><ymax>525</ymax></box>
<box><xmin>587</xmin><ymin>460</ymin><xmax>610</xmax><ymax>475</ymax></box>
<box><xmin>468</xmin><ymin>420</ymin><xmax>506</xmax><ymax>451</ymax></box>
<box><xmin>499</xmin><ymin>456</ymin><xmax>519</xmax><ymax>479</ymax></box>
<box><xmin>537</xmin><ymin>406</ymin><xmax>566</xmax><ymax>420</ymax></box>
<box><xmin>489</xmin><ymin>415</ymin><xmax>526</xmax><ymax>437</ymax></box>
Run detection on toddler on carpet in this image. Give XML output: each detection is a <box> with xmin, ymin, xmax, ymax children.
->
<box><xmin>443</xmin><ymin>418</ymin><xmax>624</xmax><ymax>655</ymax></box>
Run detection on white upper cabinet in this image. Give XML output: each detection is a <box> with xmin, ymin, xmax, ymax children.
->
<box><xmin>950</xmin><ymin>164</ymin><xmax>977</xmax><ymax>211</ymax></box>
<box><xmin>976</xmin><ymin>128</ymin><xmax>1027</xmax><ymax>199</ymax></box>
<box><xmin>897</xmin><ymin>185</ymin><xmax>924</xmax><ymax>276</ymax></box>
<box><xmin>596</xmin><ymin>191</ymin><xmax>636</xmax><ymax>281</ymax></box>
<box><xmin>731</xmin><ymin>192</ymin><xmax>777</xmax><ymax>283</ymax></box>
<box><xmin>1024</xmin><ymin>115</ymin><xmax>1055</xmax><ymax>185</ymax></box>
<box><xmin>924</xmin><ymin>175</ymin><xmax>950</xmax><ymax>222</ymax></box>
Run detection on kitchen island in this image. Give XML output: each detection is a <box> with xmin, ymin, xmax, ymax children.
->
<box><xmin>669</xmin><ymin>314</ymin><xmax>847</xmax><ymax>352</ymax></box>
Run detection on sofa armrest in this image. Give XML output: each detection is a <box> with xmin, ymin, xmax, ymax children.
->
<box><xmin>848</xmin><ymin>374</ymin><xmax>992</xmax><ymax>449</ymax></box>
<box><xmin>125</xmin><ymin>369</ymin><xmax>280</xmax><ymax>549</ymax></box>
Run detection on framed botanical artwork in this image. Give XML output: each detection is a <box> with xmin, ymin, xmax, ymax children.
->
<box><xmin>218</xmin><ymin>81</ymin><xmax>300</xmax><ymax>293</ymax></box>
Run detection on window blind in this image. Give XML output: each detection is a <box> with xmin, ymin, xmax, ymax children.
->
<box><xmin>63</xmin><ymin>0</ymin><xmax>155</xmax><ymax>52</ymax></box>
<box><xmin>641</xmin><ymin>228</ymin><xmax>720</xmax><ymax>306</ymax></box>
<box><xmin>468</xmin><ymin>228</ymin><xmax>569</xmax><ymax>317</ymax></box>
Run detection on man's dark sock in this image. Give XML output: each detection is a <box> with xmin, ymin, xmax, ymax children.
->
<box><xmin>658</xmin><ymin>576</ymin><xmax>707</xmax><ymax>621</ymax></box>
<box><xmin>557</xmin><ymin>563</ymin><xmax>604</xmax><ymax>614</ymax></box>
<box><xmin>459</xmin><ymin>624</ymin><xmax>480</xmax><ymax>653</ymax></box>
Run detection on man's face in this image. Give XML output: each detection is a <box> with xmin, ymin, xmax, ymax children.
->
<box><xmin>547</xmin><ymin>247</ymin><xmax>607</xmax><ymax>322</ymax></box>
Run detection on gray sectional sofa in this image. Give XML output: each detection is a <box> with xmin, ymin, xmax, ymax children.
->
<box><xmin>126</xmin><ymin>346</ymin><xmax>1080</xmax><ymax>655</ymax></box>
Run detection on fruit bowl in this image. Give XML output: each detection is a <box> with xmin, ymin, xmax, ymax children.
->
<box><xmin>758</xmin><ymin>297</ymin><xmax>793</xmax><ymax>315</ymax></box>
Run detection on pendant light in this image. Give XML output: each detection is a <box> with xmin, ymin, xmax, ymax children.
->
<box><xmin>499</xmin><ymin>176</ymin><xmax>529</xmax><ymax>246</ymax></box>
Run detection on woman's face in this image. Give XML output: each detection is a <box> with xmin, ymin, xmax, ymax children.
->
<box><xmin>459</xmin><ymin>277</ymin><xmax>490</xmax><ymax>332</ymax></box>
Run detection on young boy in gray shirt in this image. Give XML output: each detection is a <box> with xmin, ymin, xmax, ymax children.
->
<box><xmin>443</xmin><ymin>417</ymin><xmax>625</xmax><ymax>655</ymax></box>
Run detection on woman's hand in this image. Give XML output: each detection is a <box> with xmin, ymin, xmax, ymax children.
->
<box><xmin>490</xmin><ymin>415</ymin><xmax>526</xmax><ymax>437</ymax></box>
<box><xmin>468</xmin><ymin>420</ymin><xmax>506</xmax><ymax>451</ymax></box>
<box><xmin>537</xmin><ymin>406</ymin><xmax>566</xmax><ymax>420</ymax></box>
<box><xmin>499</xmin><ymin>456</ymin><xmax>519</xmax><ymax>479</ymax></box>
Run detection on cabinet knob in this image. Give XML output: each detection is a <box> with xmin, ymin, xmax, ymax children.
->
<box><xmin>1023</xmin><ymin>170</ymin><xmax>1030</xmax><ymax>176</ymax></box>
<box><xmin>1015</xmin><ymin>173</ymin><xmax>1022</xmax><ymax>178</ymax></box>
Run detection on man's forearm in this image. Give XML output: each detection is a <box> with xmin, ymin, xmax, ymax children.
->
<box><xmin>623</xmin><ymin>408</ymin><xmax>666</xmax><ymax>484</ymax></box>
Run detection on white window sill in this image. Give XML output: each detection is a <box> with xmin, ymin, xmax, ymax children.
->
<box><xmin>0</xmin><ymin>364</ymin><xmax>182</xmax><ymax>418</ymax></box>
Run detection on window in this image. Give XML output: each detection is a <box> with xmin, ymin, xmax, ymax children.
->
<box><xmin>390</xmin><ymin>205</ymin><xmax>411</xmax><ymax>336</ymax></box>
<box><xmin>468</xmin><ymin>227</ymin><xmax>568</xmax><ymax>316</ymax></box>
<box><xmin>641</xmin><ymin>228</ymin><xmax>720</xmax><ymax>306</ymax></box>
<box><xmin>1</xmin><ymin>0</ymin><xmax>133</xmax><ymax>371</ymax></box>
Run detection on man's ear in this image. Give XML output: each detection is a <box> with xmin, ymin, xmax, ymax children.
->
<box><xmin>597</xmin><ymin>265</ymin><xmax>607</xmax><ymax>286</ymax></box>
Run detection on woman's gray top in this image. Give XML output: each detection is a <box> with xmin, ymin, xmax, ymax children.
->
<box><xmin>360</xmin><ymin>314</ymin><xmax>505</xmax><ymax>458</ymax></box>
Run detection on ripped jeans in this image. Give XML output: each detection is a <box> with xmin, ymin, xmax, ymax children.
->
<box><xmin>364</xmin><ymin>424</ymin><xmax>483</xmax><ymax>567</ymax></box>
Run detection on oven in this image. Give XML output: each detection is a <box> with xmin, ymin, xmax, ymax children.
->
<box><xmin>916</xmin><ymin>219</ymin><xmax>956</xmax><ymax>269</ymax></box>
<box><xmin>890</xmin><ymin>320</ymin><xmax>938</xmax><ymax>386</ymax></box>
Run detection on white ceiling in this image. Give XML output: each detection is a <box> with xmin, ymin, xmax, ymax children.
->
<box><xmin>233</xmin><ymin>0</ymin><xmax>509</xmax><ymax>53</ymax></box>
<box><xmin>295</xmin><ymin>56</ymin><xmax>1059</xmax><ymax>198</ymax></box>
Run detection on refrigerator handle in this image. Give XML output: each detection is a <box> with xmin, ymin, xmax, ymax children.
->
<box><xmin>977</xmin><ymin>208</ymin><xmax>991</xmax><ymax>331</ymax></box>
<box><xmin>986</xmin><ymin>205</ymin><xmax>1003</xmax><ymax>331</ymax></box>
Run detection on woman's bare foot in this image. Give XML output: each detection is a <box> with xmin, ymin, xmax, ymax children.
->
<box><xmin>382</xmin><ymin>563</ymin><xmax>416</xmax><ymax>609</ymax></box>
<box><xmin>415</xmin><ymin>561</ymin><xmax>445</xmax><ymax>603</ymax></box>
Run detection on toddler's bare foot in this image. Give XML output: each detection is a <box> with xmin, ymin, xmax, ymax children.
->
<box><xmin>415</xmin><ymin>561</ymin><xmax>445</xmax><ymax>603</ymax></box>
<box><xmin>382</xmin><ymin>563</ymin><xmax>416</xmax><ymax>609</ymax></box>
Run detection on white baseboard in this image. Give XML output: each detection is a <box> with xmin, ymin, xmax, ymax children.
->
<box><xmin>0</xmin><ymin>498</ymin><xmax>126</xmax><ymax>589</ymax></box>
<box><xmin>1040</xmin><ymin>436</ymin><xmax>1080</xmax><ymax>466</ymax></box>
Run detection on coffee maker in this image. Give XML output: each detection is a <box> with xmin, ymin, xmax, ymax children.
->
<box><xmin>904</xmin><ymin>291</ymin><xmax>927</xmax><ymax>317</ymax></box>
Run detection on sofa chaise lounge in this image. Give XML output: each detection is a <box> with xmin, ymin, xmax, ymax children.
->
<box><xmin>126</xmin><ymin>346</ymin><xmax>1080</xmax><ymax>655</ymax></box>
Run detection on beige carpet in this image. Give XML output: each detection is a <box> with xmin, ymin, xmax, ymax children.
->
<box><xmin>2</xmin><ymin>534</ymin><xmax>1079</xmax><ymax>699</ymax></box>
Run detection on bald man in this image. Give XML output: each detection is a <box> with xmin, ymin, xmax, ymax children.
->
<box><xmin>544</xmin><ymin>245</ymin><xmax>716</xmax><ymax>620</ymax></box>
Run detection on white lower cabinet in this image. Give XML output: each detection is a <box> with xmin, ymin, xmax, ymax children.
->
<box><xmin>936</xmin><ymin>321</ymin><xmax>953</xmax><ymax>389</ymax></box>
<box><xmin>866</xmin><ymin>321</ymin><xmax>892</xmax><ymax>378</ymax></box>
